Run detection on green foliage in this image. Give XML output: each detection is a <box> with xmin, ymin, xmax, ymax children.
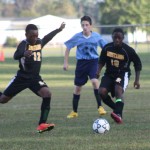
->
<box><xmin>100</xmin><ymin>0</ymin><xmax>150</xmax><ymax>25</ymax></box>
<box><xmin>0</xmin><ymin>0</ymin><xmax>149</xmax><ymax>27</ymax></box>
<box><xmin>4</xmin><ymin>37</ymin><xmax>18</xmax><ymax>47</ymax></box>
<box><xmin>0</xmin><ymin>0</ymin><xmax>77</xmax><ymax>17</ymax></box>
<box><xmin>35</xmin><ymin>0</ymin><xmax>77</xmax><ymax>17</ymax></box>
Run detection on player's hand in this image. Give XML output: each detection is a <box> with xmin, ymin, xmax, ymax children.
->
<box><xmin>59</xmin><ymin>22</ymin><xmax>65</xmax><ymax>30</ymax></box>
<box><xmin>63</xmin><ymin>63</ymin><xmax>68</xmax><ymax>71</ymax></box>
<box><xmin>24</xmin><ymin>50</ymin><xmax>33</xmax><ymax>58</ymax></box>
<box><xmin>134</xmin><ymin>81</ymin><xmax>140</xmax><ymax>89</ymax></box>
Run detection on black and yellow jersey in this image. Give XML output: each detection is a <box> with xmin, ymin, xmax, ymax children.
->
<box><xmin>99</xmin><ymin>42</ymin><xmax>142</xmax><ymax>77</ymax></box>
<box><xmin>14</xmin><ymin>28</ymin><xmax>61</xmax><ymax>78</ymax></box>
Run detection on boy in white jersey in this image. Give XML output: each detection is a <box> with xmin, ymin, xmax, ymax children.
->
<box><xmin>63</xmin><ymin>16</ymin><xmax>107</xmax><ymax>118</ymax></box>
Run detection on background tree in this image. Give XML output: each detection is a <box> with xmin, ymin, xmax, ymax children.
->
<box><xmin>0</xmin><ymin>0</ymin><xmax>149</xmax><ymax>28</ymax></box>
<box><xmin>100</xmin><ymin>0</ymin><xmax>150</xmax><ymax>33</ymax></box>
<box><xmin>35</xmin><ymin>0</ymin><xmax>77</xmax><ymax>17</ymax></box>
<box><xmin>14</xmin><ymin>0</ymin><xmax>37</xmax><ymax>17</ymax></box>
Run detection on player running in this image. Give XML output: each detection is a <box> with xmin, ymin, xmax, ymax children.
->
<box><xmin>97</xmin><ymin>28</ymin><xmax>142</xmax><ymax>124</ymax></box>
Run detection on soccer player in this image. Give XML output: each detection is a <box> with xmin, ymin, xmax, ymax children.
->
<box><xmin>63</xmin><ymin>15</ymin><xmax>107</xmax><ymax>118</ymax></box>
<box><xmin>0</xmin><ymin>22</ymin><xmax>65</xmax><ymax>133</ymax></box>
<box><xmin>97</xmin><ymin>28</ymin><xmax>142</xmax><ymax>124</ymax></box>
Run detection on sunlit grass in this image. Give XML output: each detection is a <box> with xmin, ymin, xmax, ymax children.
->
<box><xmin>0</xmin><ymin>50</ymin><xmax>150</xmax><ymax>150</ymax></box>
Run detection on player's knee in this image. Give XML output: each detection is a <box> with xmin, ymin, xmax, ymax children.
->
<box><xmin>38</xmin><ymin>87</ymin><xmax>52</xmax><ymax>98</ymax></box>
<box><xmin>42</xmin><ymin>91</ymin><xmax>51</xmax><ymax>98</ymax></box>
<box><xmin>0</xmin><ymin>96</ymin><xmax>11</xmax><ymax>104</ymax></box>
<box><xmin>99</xmin><ymin>88</ymin><xmax>108</xmax><ymax>99</ymax></box>
<box><xmin>75</xmin><ymin>89</ymin><xmax>81</xmax><ymax>94</ymax></box>
<box><xmin>0</xmin><ymin>100</ymin><xmax>8</xmax><ymax>104</ymax></box>
<box><xmin>91</xmin><ymin>79</ymin><xmax>98</xmax><ymax>88</ymax></box>
<box><xmin>74</xmin><ymin>86</ymin><xmax>82</xmax><ymax>95</ymax></box>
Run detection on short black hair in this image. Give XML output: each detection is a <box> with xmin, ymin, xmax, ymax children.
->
<box><xmin>25</xmin><ymin>24</ymin><xmax>38</xmax><ymax>33</ymax></box>
<box><xmin>112</xmin><ymin>27</ymin><xmax>124</xmax><ymax>36</ymax></box>
<box><xmin>81</xmin><ymin>15</ymin><xmax>92</xmax><ymax>25</ymax></box>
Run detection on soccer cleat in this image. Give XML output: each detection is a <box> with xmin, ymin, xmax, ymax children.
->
<box><xmin>37</xmin><ymin>123</ymin><xmax>55</xmax><ymax>133</ymax></box>
<box><xmin>67</xmin><ymin>111</ymin><xmax>78</xmax><ymax>118</ymax></box>
<box><xmin>98</xmin><ymin>106</ymin><xmax>107</xmax><ymax>115</ymax></box>
<box><xmin>111</xmin><ymin>112</ymin><xmax>123</xmax><ymax>124</ymax></box>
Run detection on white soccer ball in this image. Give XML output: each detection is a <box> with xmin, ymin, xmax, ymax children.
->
<box><xmin>92</xmin><ymin>118</ymin><xmax>110</xmax><ymax>134</ymax></box>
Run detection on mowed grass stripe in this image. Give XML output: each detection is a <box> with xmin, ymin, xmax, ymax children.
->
<box><xmin>0</xmin><ymin>51</ymin><xmax>150</xmax><ymax>150</ymax></box>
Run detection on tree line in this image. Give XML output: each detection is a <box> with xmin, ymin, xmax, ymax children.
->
<box><xmin>0</xmin><ymin>0</ymin><xmax>149</xmax><ymax>27</ymax></box>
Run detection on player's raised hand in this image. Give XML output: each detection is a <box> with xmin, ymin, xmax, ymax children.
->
<box><xmin>24</xmin><ymin>50</ymin><xmax>33</xmax><ymax>58</ymax></box>
<box><xmin>59</xmin><ymin>22</ymin><xmax>65</xmax><ymax>30</ymax></box>
<box><xmin>134</xmin><ymin>81</ymin><xmax>140</xmax><ymax>89</ymax></box>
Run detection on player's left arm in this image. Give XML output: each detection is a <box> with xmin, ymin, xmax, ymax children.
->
<box><xmin>131</xmin><ymin>49</ymin><xmax>142</xmax><ymax>89</ymax></box>
<box><xmin>41</xmin><ymin>22</ymin><xmax>65</xmax><ymax>47</ymax></box>
<box><xmin>134</xmin><ymin>70</ymin><xmax>141</xmax><ymax>89</ymax></box>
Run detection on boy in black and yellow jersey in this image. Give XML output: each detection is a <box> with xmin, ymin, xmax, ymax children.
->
<box><xmin>97</xmin><ymin>28</ymin><xmax>142</xmax><ymax>124</ymax></box>
<box><xmin>0</xmin><ymin>22</ymin><xmax>65</xmax><ymax>133</ymax></box>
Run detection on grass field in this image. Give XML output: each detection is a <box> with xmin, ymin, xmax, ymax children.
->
<box><xmin>0</xmin><ymin>47</ymin><xmax>150</xmax><ymax>150</ymax></box>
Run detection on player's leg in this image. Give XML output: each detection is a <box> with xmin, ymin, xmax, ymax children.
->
<box><xmin>38</xmin><ymin>87</ymin><xmax>55</xmax><ymax>133</ymax></box>
<box><xmin>67</xmin><ymin>60</ymin><xmax>88</xmax><ymax>118</ymax></box>
<box><xmin>37</xmin><ymin>87</ymin><xmax>51</xmax><ymax>124</ymax></box>
<box><xmin>90</xmin><ymin>78</ymin><xmax>106</xmax><ymax>115</ymax></box>
<box><xmin>88</xmin><ymin>59</ymin><xmax>106</xmax><ymax>115</ymax></box>
<box><xmin>0</xmin><ymin>76</ymin><xmax>28</xmax><ymax>103</ymax></box>
<box><xmin>111</xmin><ymin>74</ymin><xmax>129</xmax><ymax>124</ymax></box>
<box><xmin>29</xmin><ymin>77</ymin><xmax>54</xmax><ymax>133</ymax></box>
<box><xmin>0</xmin><ymin>93</ymin><xmax>12</xmax><ymax>103</ymax></box>
<box><xmin>99</xmin><ymin>75</ymin><xmax>116</xmax><ymax>111</ymax></box>
<box><xmin>110</xmin><ymin>84</ymin><xmax>124</xmax><ymax>124</ymax></box>
<box><xmin>67</xmin><ymin>85</ymin><xmax>82</xmax><ymax>118</ymax></box>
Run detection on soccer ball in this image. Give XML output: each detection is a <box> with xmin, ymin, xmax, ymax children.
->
<box><xmin>92</xmin><ymin>118</ymin><xmax>110</xmax><ymax>134</ymax></box>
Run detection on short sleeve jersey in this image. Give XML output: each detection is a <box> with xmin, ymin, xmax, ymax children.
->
<box><xmin>65</xmin><ymin>32</ymin><xmax>107</xmax><ymax>60</ymax></box>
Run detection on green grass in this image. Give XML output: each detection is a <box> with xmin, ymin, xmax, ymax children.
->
<box><xmin>0</xmin><ymin>48</ymin><xmax>150</xmax><ymax>150</ymax></box>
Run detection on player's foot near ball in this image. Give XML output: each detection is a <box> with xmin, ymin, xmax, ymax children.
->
<box><xmin>37</xmin><ymin>123</ymin><xmax>55</xmax><ymax>133</ymax></box>
<box><xmin>111</xmin><ymin>112</ymin><xmax>123</xmax><ymax>124</ymax></box>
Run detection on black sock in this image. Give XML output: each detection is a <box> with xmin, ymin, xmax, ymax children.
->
<box><xmin>115</xmin><ymin>100</ymin><xmax>124</xmax><ymax>117</ymax></box>
<box><xmin>73</xmin><ymin>94</ymin><xmax>80</xmax><ymax>112</ymax></box>
<box><xmin>39</xmin><ymin>97</ymin><xmax>51</xmax><ymax>125</ymax></box>
<box><xmin>0</xmin><ymin>92</ymin><xmax>2</xmax><ymax>97</ymax></box>
<box><xmin>103</xmin><ymin>95</ymin><xmax>116</xmax><ymax>110</ymax></box>
<box><xmin>94</xmin><ymin>89</ymin><xmax>101</xmax><ymax>108</ymax></box>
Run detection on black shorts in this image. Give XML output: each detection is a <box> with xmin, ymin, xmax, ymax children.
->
<box><xmin>3</xmin><ymin>75</ymin><xmax>48</xmax><ymax>97</ymax></box>
<box><xmin>100</xmin><ymin>73</ymin><xmax>129</xmax><ymax>97</ymax></box>
<box><xmin>74</xmin><ymin>59</ymin><xmax>98</xmax><ymax>86</ymax></box>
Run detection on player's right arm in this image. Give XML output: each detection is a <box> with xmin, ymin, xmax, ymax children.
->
<box><xmin>14</xmin><ymin>41</ymin><xmax>32</xmax><ymax>60</ymax></box>
<box><xmin>96</xmin><ymin>46</ymin><xmax>107</xmax><ymax>78</ymax></box>
<box><xmin>96</xmin><ymin>63</ymin><xmax>105</xmax><ymax>79</ymax></box>
<box><xmin>63</xmin><ymin>48</ymin><xmax>70</xmax><ymax>71</ymax></box>
<box><xmin>63</xmin><ymin>33</ymin><xmax>78</xmax><ymax>71</ymax></box>
<box><xmin>14</xmin><ymin>41</ymin><xmax>26</xmax><ymax>60</ymax></box>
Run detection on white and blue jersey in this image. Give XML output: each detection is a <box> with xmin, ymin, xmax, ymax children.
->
<box><xmin>65</xmin><ymin>32</ymin><xmax>107</xmax><ymax>60</ymax></box>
